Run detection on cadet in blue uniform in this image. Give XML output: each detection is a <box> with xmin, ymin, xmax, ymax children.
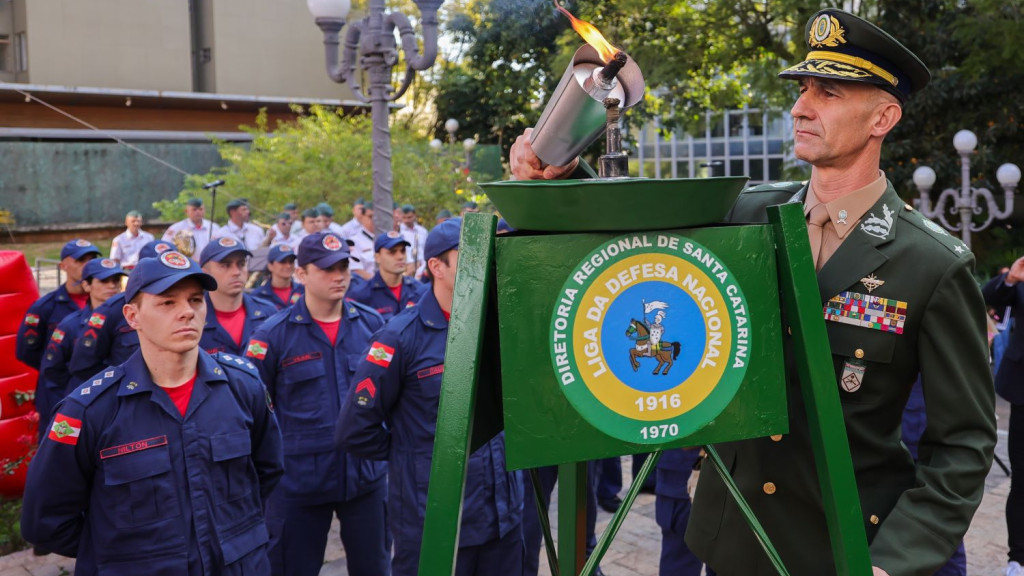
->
<box><xmin>37</xmin><ymin>258</ymin><xmax>126</xmax><ymax>440</ymax></box>
<box><xmin>337</xmin><ymin>218</ymin><xmax>524</xmax><ymax>576</ymax></box>
<box><xmin>16</xmin><ymin>239</ymin><xmax>100</xmax><ymax>370</ymax></box>
<box><xmin>251</xmin><ymin>244</ymin><xmax>304</xmax><ymax>310</ymax></box>
<box><xmin>22</xmin><ymin>251</ymin><xmax>284</xmax><ymax>575</ymax></box>
<box><xmin>67</xmin><ymin>240</ymin><xmax>176</xmax><ymax>387</ymax></box>
<box><xmin>346</xmin><ymin>231</ymin><xmax>426</xmax><ymax>321</ymax></box>
<box><xmin>199</xmin><ymin>237</ymin><xmax>276</xmax><ymax>355</ymax></box>
<box><xmin>247</xmin><ymin>232</ymin><xmax>388</xmax><ymax>576</ymax></box>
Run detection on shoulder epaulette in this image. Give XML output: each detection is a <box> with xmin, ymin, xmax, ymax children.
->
<box><xmin>68</xmin><ymin>366</ymin><xmax>124</xmax><ymax>406</ymax></box>
<box><xmin>347</xmin><ymin>299</ymin><xmax>383</xmax><ymax>320</ymax></box>
<box><xmin>900</xmin><ymin>205</ymin><xmax>971</xmax><ymax>257</ymax></box>
<box><xmin>215</xmin><ymin>352</ymin><xmax>261</xmax><ymax>377</ymax></box>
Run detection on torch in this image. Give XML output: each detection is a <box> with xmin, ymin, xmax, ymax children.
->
<box><xmin>529</xmin><ymin>4</ymin><xmax>645</xmax><ymax>175</ymax></box>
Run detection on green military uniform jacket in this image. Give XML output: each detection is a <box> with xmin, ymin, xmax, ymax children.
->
<box><xmin>685</xmin><ymin>181</ymin><xmax>996</xmax><ymax>576</ymax></box>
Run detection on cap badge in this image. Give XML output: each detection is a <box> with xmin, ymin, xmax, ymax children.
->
<box><xmin>387</xmin><ymin>231</ymin><xmax>401</xmax><ymax>238</ymax></box>
<box><xmin>160</xmin><ymin>252</ymin><xmax>191</xmax><ymax>270</ymax></box>
<box><xmin>218</xmin><ymin>237</ymin><xmax>238</xmax><ymax>247</ymax></box>
<box><xmin>75</xmin><ymin>239</ymin><xmax>92</xmax><ymax>247</ymax></box>
<box><xmin>279</xmin><ymin>245</ymin><xmax>292</xmax><ymax>252</ymax></box>
<box><xmin>100</xmin><ymin>259</ymin><xmax>116</xmax><ymax>268</ymax></box>
<box><xmin>155</xmin><ymin>242</ymin><xmax>172</xmax><ymax>253</ymax></box>
<box><xmin>322</xmin><ymin>234</ymin><xmax>343</xmax><ymax>251</ymax></box>
<box><xmin>809</xmin><ymin>13</ymin><xmax>847</xmax><ymax>48</ymax></box>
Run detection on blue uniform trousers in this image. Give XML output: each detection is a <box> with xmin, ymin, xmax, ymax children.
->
<box><xmin>266</xmin><ymin>479</ymin><xmax>389</xmax><ymax>576</ymax></box>
<box><xmin>655</xmin><ymin>496</ymin><xmax>704</xmax><ymax>576</ymax></box>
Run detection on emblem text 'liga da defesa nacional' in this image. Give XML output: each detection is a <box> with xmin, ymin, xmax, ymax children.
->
<box><xmin>550</xmin><ymin>233</ymin><xmax>751</xmax><ymax>444</ymax></box>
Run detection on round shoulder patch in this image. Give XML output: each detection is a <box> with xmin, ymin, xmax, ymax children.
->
<box><xmin>160</xmin><ymin>252</ymin><xmax>191</xmax><ymax>269</ymax></box>
<box><xmin>100</xmin><ymin>258</ymin><xmax>117</xmax><ymax>268</ymax></box>
<box><xmin>322</xmin><ymin>234</ymin><xmax>342</xmax><ymax>251</ymax></box>
<box><xmin>76</xmin><ymin>239</ymin><xmax>92</xmax><ymax>247</ymax></box>
<box><xmin>218</xmin><ymin>237</ymin><xmax>238</xmax><ymax>247</ymax></box>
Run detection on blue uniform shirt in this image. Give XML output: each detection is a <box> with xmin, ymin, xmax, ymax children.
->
<box><xmin>201</xmin><ymin>294</ymin><xmax>277</xmax><ymax>356</ymax></box>
<box><xmin>247</xmin><ymin>297</ymin><xmax>387</xmax><ymax>505</ymax></box>
<box><xmin>67</xmin><ymin>292</ymin><xmax>139</xmax><ymax>389</ymax></box>
<box><xmin>345</xmin><ymin>271</ymin><xmax>426</xmax><ymax>321</ymax></box>
<box><xmin>37</xmin><ymin>305</ymin><xmax>94</xmax><ymax>439</ymax></box>
<box><xmin>250</xmin><ymin>281</ymin><xmax>304</xmax><ymax>311</ymax></box>
<box><xmin>22</xmin><ymin>350</ymin><xmax>284</xmax><ymax>575</ymax></box>
<box><xmin>16</xmin><ymin>284</ymin><xmax>82</xmax><ymax>370</ymax></box>
<box><xmin>336</xmin><ymin>288</ymin><xmax>523</xmax><ymax>549</ymax></box>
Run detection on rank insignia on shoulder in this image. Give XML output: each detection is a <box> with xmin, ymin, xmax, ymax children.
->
<box><xmin>824</xmin><ymin>291</ymin><xmax>907</xmax><ymax>334</ymax></box>
<box><xmin>48</xmin><ymin>413</ymin><xmax>82</xmax><ymax>445</ymax></box>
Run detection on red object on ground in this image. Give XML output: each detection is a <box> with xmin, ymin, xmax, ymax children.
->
<box><xmin>0</xmin><ymin>251</ymin><xmax>41</xmax><ymax>497</ymax></box>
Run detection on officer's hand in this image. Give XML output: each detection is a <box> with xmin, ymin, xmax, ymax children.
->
<box><xmin>510</xmin><ymin>128</ymin><xmax>578</xmax><ymax>181</ymax></box>
<box><xmin>872</xmin><ymin>567</ymin><xmax>890</xmax><ymax>576</ymax></box>
<box><xmin>1006</xmin><ymin>256</ymin><xmax>1024</xmax><ymax>285</ymax></box>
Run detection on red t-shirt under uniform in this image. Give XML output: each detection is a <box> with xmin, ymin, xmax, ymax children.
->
<box><xmin>215</xmin><ymin>305</ymin><xmax>246</xmax><ymax>347</ymax></box>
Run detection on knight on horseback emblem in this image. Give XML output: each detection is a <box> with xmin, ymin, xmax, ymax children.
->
<box><xmin>625</xmin><ymin>299</ymin><xmax>681</xmax><ymax>375</ymax></box>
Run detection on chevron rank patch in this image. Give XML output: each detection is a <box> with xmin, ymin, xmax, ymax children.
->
<box><xmin>354</xmin><ymin>378</ymin><xmax>376</xmax><ymax>407</ymax></box>
<box><xmin>824</xmin><ymin>291</ymin><xmax>907</xmax><ymax>334</ymax></box>
<box><xmin>48</xmin><ymin>413</ymin><xmax>82</xmax><ymax>445</ymax></box>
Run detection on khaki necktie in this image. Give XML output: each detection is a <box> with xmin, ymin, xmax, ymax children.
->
<box><xmin>807</xmin><ymin>203</ymin><xmax>831</xmax><ymax>272</ymax></box>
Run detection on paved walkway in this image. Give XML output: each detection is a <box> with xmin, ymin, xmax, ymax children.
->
<box><xmin>4</xmin><ymin>399</ymin><xmax>1014</xmax><ymax>576</ymax></box>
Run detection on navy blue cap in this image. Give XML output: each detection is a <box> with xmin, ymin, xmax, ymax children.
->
<box><xmin>497</xmin><ymin>218</ymin><xmax>515</xmax><ymax>233</ymax></box>
<box><xmin>374</xmin><ymin>231</ymin><xmax>410</xmax><ymax>253</ymax></box>
<box><xmin>199</xmin><ymin>236</ymin><xmax>252</xmax><ymax>266</ymax></box>
<box><xmin>298</xmin><ymin>232</ymin><xmax>358</xmax><ymax>268</ymax></box>
<box><xmin>778</xmin><ymin>9</ymin><xmax>930</xmax><ymax>102</ymax></box>
<box><xmin>267</xmin><ymin>244</ymin><xmax>297</xmax><ymax>263</ymax></box>
<box><xmin>82</xmin><ymin>258</ymin><xmax>127</xmax><ymax>282</ymax></box>
<box><xmin>60</xmin><ymin>239</ymin><xmax>101</xmax><ymax>261</ymax></box>
<box><xmin>461</xmin><ymin>201</ymin><xmax>478</xmax><ymax>210</ymax></box>
<box><xmin>424</xmin><ymin>217</ymin><xmax>462</xmax><ymax>261</ymax></box>
<box><xmin>186</xmin><ymin>197</ymin><xmax>203</xmax><ymax>208</ymax></box>
<box><xmin>123</xmin><ymin>251</ymin><xmax>217</xmax><ymax>302</ymax></box>
<box><xmin>139</xmin><ymin>240</ymin><xmax>176</xmax><ymax>261</ymax></box>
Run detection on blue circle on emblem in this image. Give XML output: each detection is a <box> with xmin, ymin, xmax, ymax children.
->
<box><xmin>600</xmin><ymin>281</ymin><xmax>706</xmax><ymax>393</ymax></box>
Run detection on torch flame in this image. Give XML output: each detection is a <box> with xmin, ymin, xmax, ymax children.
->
<box><xmin>554</xmin><ymin>1</ymin><xmax>620</xmax><ymax>63</ymax></box>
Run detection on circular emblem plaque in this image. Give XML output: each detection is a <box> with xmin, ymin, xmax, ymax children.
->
<box><xmin>549</xmin><ymin>233</ymin><xmax>751</xmax><ymax>444</ymax></box>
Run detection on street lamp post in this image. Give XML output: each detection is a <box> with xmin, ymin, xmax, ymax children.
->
<box><xmin>429</xmin><ymin>118</ymin><xmax>476</xmax><ymax>194</ymax></box>
<box><xmin>912</xmin><ymin>129</ymin><xmax>1021</xmax><ymax>248</ymax></box>
<box><xmin>307</xmin><ymin>0</ymin><xmax>444</xmax><ymax>236</ymax></box>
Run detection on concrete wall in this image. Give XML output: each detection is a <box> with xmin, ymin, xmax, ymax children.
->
<box><xmin>209</xmin><ymin>0</ymin><xmax>355</xmax><ymax>100</ymax></box>
<box><xmin>22</xmin><ymin>0</ymin><xmax>192</xmax><ymax>91</ymax></box>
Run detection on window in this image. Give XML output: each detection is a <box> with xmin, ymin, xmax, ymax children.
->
<box><xmin>15</xmin><ymin>33</ymin><xmax>26</xmax><ymax>72</ymax></box>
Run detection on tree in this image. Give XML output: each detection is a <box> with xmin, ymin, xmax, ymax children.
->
<box><xmin>154</xmin><ymin>106</ymin><xmax>470</xmax><ymax>229</ymax></box>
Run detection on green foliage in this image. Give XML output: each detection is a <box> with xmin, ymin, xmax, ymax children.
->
<box><xmin>0</xmin><ymin>498</ymin><xmax>27</xmax><ymax>555</ymax></box>
<box><xmin>154</xmin><ymin>106</ymin><xmax>472</xmax><ymax>228</ymax></box>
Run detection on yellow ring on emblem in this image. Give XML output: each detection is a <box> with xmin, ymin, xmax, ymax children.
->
<box><xmin>572</xmin><ymin>253</ymin><xmax>732</xmax><ymax>422</ymax></box>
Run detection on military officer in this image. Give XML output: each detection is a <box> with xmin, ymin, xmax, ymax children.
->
<box><xmin>199</xmin><ymin>237</ymin><xmax>277</xmax><ymax>355</ymax></box>
<box><xmin>346</xmin><ymin>232</ymin><xmax>426</xmax><ymax>321</ymax></box>
<box><xmin>109</xmin><ymin>210</ymin><xmax>155</xmax><ymax>268</ymax></box>
<box><xmin>16</xmin><ymin>239</ymin><xmax>101</xmax><ymax>370</ymax></box>
<box><xmin>336</xmin><ymin>218</ymin><xmax>524</xmax><ymax>576</ymax></box>
<box><xmin>246</xmin><ymin>231</ymin><xmax>388</xmax><ymax>576</ymax></box>
<box><xmin>213</xmin><ymin>199</ymin><xmax>266</xmax><ymax>251</ymax></box>
<box><xmin>163</xmin><ymin>197</ymin><xmax>218</xmax><ymax>261</ymax></box>
<box><xmin>67</xmin><ymin>240</ymin><xmax>177</xmax><ymax>387</ymax></box>
<box><xmin>22</xmin><ymin>251</ymin><xmax>284</xmax><ymax>575</ymax></box>
<box><xmin>37</xmin><ymin>258</ymin><xmax>126</xmax><ymax>439</ymax></box>
<box><xmin>397</xmin><ymin>205</ymin><xmax>428</xmax><ymax>277</ymax></box>
<box><xmin>251</xmin><ymin>244</ymin><xmax>304</xmax><ymax>310</ymax></box>
<box><xmin>509</xmin><ymin>9</ymin><xmax>995</xmax><ymax>576</ymax></box>
<box><xmin>345</xmin><ymin>201</ymin><xmax>377</xmax><ymax>281</ymax></box>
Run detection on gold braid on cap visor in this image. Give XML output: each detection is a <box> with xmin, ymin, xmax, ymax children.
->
<box><xmin>805</xmin><ymin>51</ymin><xmax>899</xmax><ymax>87</ymax></box>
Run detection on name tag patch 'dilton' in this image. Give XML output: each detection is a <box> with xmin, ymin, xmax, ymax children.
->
<box><xmin>550</xmin><ymin>233</ymin><xmax>751</xmax><ymax>443</ymax></box>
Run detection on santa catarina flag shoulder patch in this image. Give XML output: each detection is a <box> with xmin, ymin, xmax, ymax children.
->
<box><xmin>366</xmin><ymin>342</ymin><xmax>394</xmax><ymax>368</ymax></box>
<box><xmin>49</xmin><ymin>413</ymin><xmax>83</xmax><ymax>445</ymax></box>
